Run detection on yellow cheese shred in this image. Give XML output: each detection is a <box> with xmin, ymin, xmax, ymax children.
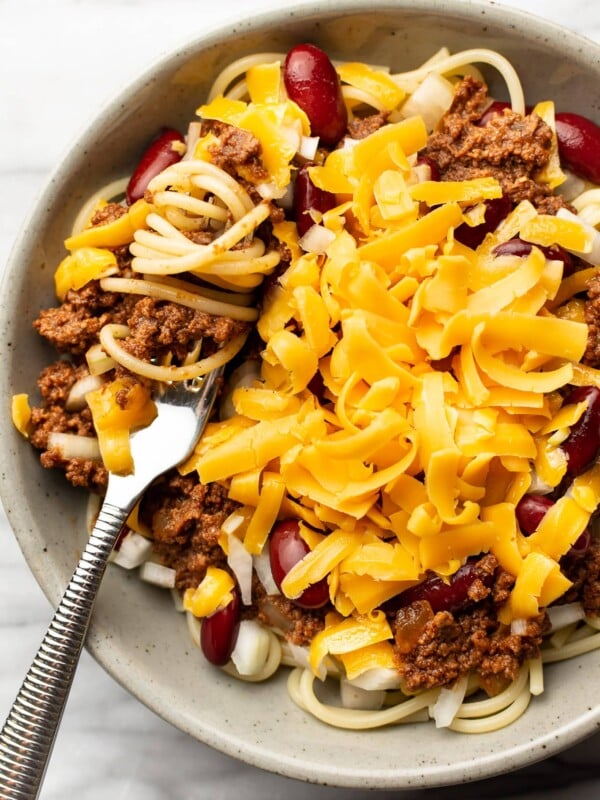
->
<box><xmin>178</xmin><ymin>88</ymin><xmax>600</xmax><ymax>654</ymax></box>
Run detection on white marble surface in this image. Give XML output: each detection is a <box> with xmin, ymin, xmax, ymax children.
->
<box><xmin>2</xmin><ymin>1</ymin><xmax>600</xmax><ymax>797</ymax></box>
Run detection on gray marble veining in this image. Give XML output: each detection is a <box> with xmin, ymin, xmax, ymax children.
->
<box><xmin>2</xmin><ymin>2</ymin><xmax>600</xmax><ymax>797</ymax></box>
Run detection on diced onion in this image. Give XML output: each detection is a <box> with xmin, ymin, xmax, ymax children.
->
<box><xmin>400</xmin><ymin>73</ymin><xmax>455</xmax><ymax>132</ymax></box>
<box><xmin>110</xmin><ymin>530</ymin><xmax>153</xmax><ymax>569</ymax></box>
<box><xmin>340</xmin><ymin>678</ymin><xmax>386</xmax><ymax>710</ymax></box>
<box><xmin>298</xmin><ymin>224</ymin><xmax>336</xmax><ymax>254</ymax></box>
<box><xmin>253</xmin><ymin>550</ymin><xmax>280</xmax><ymax>595</ymax></box>
<box><xmin>431</xmin><ymin>673</ymin><xmax>469</xmax><ymax>728</ymax></box>
<box><xmin>183</xmin><ymin>121</ymin><xmax>202</xmax><ymax>160</ymax></box>
<box><xmin>557</xmin><ymin>207</ymin><xmax>600</xmax><ymax>265</ymax></box>
<box><xmin>256</xmin><ymin>181</ymin><xmax>289</xmax><ymax>200</ymax></box>
<box><xmin>47</xmin><ymin>432</ymin><xmax>101</xmax><ymax>461</ymax></box>
<box><xmin>511</xmin><ymin>618</ymin><xmax>528</xmax><ymax>635</ymax></box>
<box><xmin>139</xmin><ymin>561</ymin><xmax>176</xmax><ymax>589</ymax></box>
<box><xmin>284</xmin><ymin>641</ymin><xmax>312</xmax><ymax>670</ymax></box>
<box><xmin>227</xmin><ymin>533</ymin><xmax>253</xmax><ymax>605</ymax></box>
<box><xmin>528</xmin><ymin>469</ymin><xmax>554</xmax><ymax>495</ymax></box>
<box><xmin>65</xmin><ymin>374</ymin><xmax>104</xmax><ymax>411</ymax></box>
<box><xmin>230</xmin><ymin>619</ymin><xmax>271</xmax><ymax>675</ymax></box>
<box><xmin>556</xmin><ymin>170</ymin><xmax>586</xmax><ymax>202</ymax></box>
<box><xmin>547</xmin><ymin>602</ymin><xmax>585</xmax><ymax>631</ymax></box>
<box><xmin>298</xmin><ymin>135</ymin><xmax>320</xmax><ymax>161</ymax></box>
<box><xmin>407</xmin><ymin>163</ymin><xmax>432</xmax><ymax>185</ymax></box>
<box><xmin>348</xmin><ymin>667</ymin><xmax>402</xmax><ymax>691</ymax></box>
<box><xmin>86</xmin><ymin>343</ymin><xmax>117</xmax><ymax>376</ymax></box>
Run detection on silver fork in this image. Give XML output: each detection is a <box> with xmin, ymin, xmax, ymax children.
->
<box><xmin>0</xmin><ymin>366</ymin><xmax>224</xmax><ymax>800</ymax></box>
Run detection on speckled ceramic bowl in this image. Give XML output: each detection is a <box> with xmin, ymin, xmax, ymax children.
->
<box><xmin>2</xmin><ymin>0</ymin><xmax>600</xmax><ymax>788</ymax></box>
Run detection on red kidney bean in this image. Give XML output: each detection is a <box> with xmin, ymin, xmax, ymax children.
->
<box><xmin>416</xmin><ymin>154</ymin><xmax>440</xmax><ymax>181</ymax></box>
<box><xmin>283</xmin><ymin>43</ymin><xmax>348</xmax><ymax>146</ymax></box>
<box><xmin>516</xmin><ymin>493</ymin><xmax>592</xmax><ymax>559</ymax></box>
<box><xmin>294</xmin><ymin>164</ymin><xmax>337</xmax><ymax>237</ymax></box>
<box><xmin>200</xmin><ymin>587</ymin><xmax>241</xmax><ymax>666</ymax></box>
<box><xmin>125</xmin><ymin>127</ymin><xmax>185</xmax><ymax>205</ymax></box>
<box><xmin>387</xmin><ymin>561</ymin><xmax>494</xmax><ymax>615</ymax></box>
<box><xmin>555</xmin><ymin>112</ymin><xmax>600</xmax><ymax>184</ymax></box>
<box><xmin>493</xmin><ymin>237</ymin><xmax>576</xmax><ymax>276</ymax></box>
<box><xmin>269</xmin><ymin>519</ymin><xmax>329</xmax><ymax>609</ymax></box>
<box><xmin>477</xmin><ymin>100</ymin><xmax>511</xmax><ymax>126</ymax></box>
<box><xmin>515</xmin><ymin>494</ymin><xmax>554</xmax><ymax>534</ymax></box>
<box><xmin>560</xmin><ymin>385</ymin><xmax>600</xmax><ymax>477</ymax></box>
<box><xmin>454</xmin><ymin>195</ymin><xmax>512</xmax><ymax>249</ymax></box>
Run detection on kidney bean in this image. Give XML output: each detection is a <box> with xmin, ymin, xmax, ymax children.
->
<box><xmin>386</xmin><ymin>562</ymin><xmax>494</xmax><ymax>616</ymax></box>
<box><xmin>515</xmin><ymin>494</ymin><xmax>554</xmax><ymax>534</ymax></box>
<box><xmin>516</xmin><ymin>493</ymin><xmax>591</xmax><ymax>559</ymax></box>
<box><xmin>477</xmin><ymin>100</ymin><xmax>511</xmax><ymax>126</ymax></box>
<box><xmin>125</xmin><ymin>127</ymin><xmax>185</xmax><ymax>205</ymax></box>
<box><xmin>269</xmin><ymin>519</ymin><xmax>329</xmax><ymax>609</ymax></box>
<box><xmin>555</xmin><ymin>112</ymin><xmax>600</xmax><ymax>184</ymax></box>
<box><xmin>493</xmin><ymin>237</ymin><xmax>575</xmax><ymax>276</ymax></box>
<box><xmin>454</xmin><ymin>195</ymin><xmax>512</xmax><ymax>249</ymax></box>
<box><xmin>200</xmin><ymin>588</ymin><xmax>241</xmax><ymax>666</ymax></box>
<box><xmin>560</xmin><ymin>385</ymin><xmax>600</xmax><ymax>477</ymax></box>
<box><xmin>294</xmin><ymin>164</ymin><xmax>337</xmax><ymax>237</ymax></box>
<box><xmin>283</xmin><ymin>43</ymin><xmax>348</xmax><ymax>146</ymax></box>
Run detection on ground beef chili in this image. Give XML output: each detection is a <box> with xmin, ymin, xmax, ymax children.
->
<box><xmin>28</xmin><ymin>201</ymin><xmax>251</xmax><ymax>495</ymax></box>
<box><xmin>423</xmin><ymin>75</ymin><xmax>565</xmax><ymax>210</ymax></box>
<box><xmin>391</xmin><ymin>554</ymin><xmax>549</xmax><ymax>693</ymax></box>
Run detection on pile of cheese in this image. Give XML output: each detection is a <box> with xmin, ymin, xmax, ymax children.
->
<box><xmin>180</xmin><ymin>101</ymin><xmax>600</xmax><ymax>637</ymax></box>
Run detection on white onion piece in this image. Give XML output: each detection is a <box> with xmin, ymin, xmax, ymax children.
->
<box><xmin>340</xmin><ymin>678</ymin><xmax>386</xmax><ymax>710</ymax></box>
<box><xmin>400</xmin><ymin>73</ymin><xmax>455</xmax><ymax>132</ymax></box>
<box><xmin>407</xmin><ymin>163</ymin><xmax>432</xmax><ymax>185</ymax></box>
<box><xmin>47</xmin><ymin>432</ymin><xmax>101</xmax><ymax>461</ymax></box>
<box><xmin>253</xmin><ymin>550</ymin><xmax>280</xmax><ymax>595</ymax></box>
<box><xmin>230</xmin><ymin>620</ymin><xmax>271</xmax><ymax>675</ymax></box>
<box><xmin>298</xmin><ymin>135</ymin><xmax>319</xmax><ymax>161</ymax></box>
<box><xmin>556</xmin><ymin>207</ymin><xmax>600</xmax><ymax>265</ymax></box>
<box><xmin>348</xmin><ymin>667</ymin><xmax>402</xmax><ymax>691</ymax></box>
<box><xmin>298</xmin><ymin>223</ymin><xmax>336</xmax><ymax>254</ymax></box>
<box><xmin>511</xmin><ymin>618</ymin><xmax>529</xmax><ymax>636</ymax></box>
<box><xmin>547</xmin><ymin>602</ymin><xmax>585</xmax><ymax>632</ymax></box>
<box><xmin>285</xmin><ymin>641</ymin><xmax>312</xmax><ymax>670</ymax></box>
<box><xmin>276</xmin><ymin>180</ymin><xmax>295</xmax><ymax>211</ymax></box>
<box><xmin>65</xmin><ymin>374</ymin><xmax>104</xmax><ymax>411</ymax></box>
<box><xmin>139</xmin><ymin>561</ymin><xmax>176</xmax><ymax>589</ymax></box>
<box><xmin>86</xmin><ymin>343</ymin><xmax>117</xmax><ymax>376</ymax></box>
<box><xmin>556</xmin><ymin>170</ymin><xmax>586</xmax><ymax>202</ymax></box>
<box><xmin>227</xmin><ymin>533</ymin><xmax>253</xmax><ymax>605</ymax></box>
<box><xmin>183</xmin><ymin>121</ymin><xmax>202</xmax><ymax>160</ymax></box>
<box><xmin>256</xmin><ymin>181</ymin><xmax>288</xmax><ymax>200</ymax></box>
<box><xmin>221</xmin><ymin>509</ymin><xmax>250</xmax><ymax>536</ymax></box>
<box><xmin>528</xmin><ymin>469</ymin><xmax>554</xmax><ymax>495</ymax></box>
<box><xmin>110</xmin><ymin>531</ymin><xmax>153</xmax><ymax>569</ymax></box>
<box><xmin>431</xmin><ymin>673</ymin><xmax>469</xmax><ymax>728</ymax></box>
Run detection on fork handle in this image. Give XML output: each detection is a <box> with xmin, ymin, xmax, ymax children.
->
<box><xmin>0</xmin><ymin>500</ymin><xmax>129</xmax><ymax>800</ymax></box>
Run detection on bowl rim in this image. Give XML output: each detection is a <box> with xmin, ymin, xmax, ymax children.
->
<box><xmin>2</xmin><ymin>0</ymin><xmax>600</xmax><ymax>788</ymax></box>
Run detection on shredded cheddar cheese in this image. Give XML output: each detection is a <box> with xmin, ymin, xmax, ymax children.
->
<box><xmin>177</xmin><ymin>98</ymin><xmax>600</xmax><ymax>653</ymax></box>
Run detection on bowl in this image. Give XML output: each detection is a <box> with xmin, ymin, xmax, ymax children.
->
<box><xmin>2</xmin><ymin>0</ymin><xmax>600</xmax><ymax>789</ymax></box>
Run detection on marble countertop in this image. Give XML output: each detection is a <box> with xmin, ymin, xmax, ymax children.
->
<box><xmin>2</xmin><ymin>1</ymin><xmax>600</xmax><ymax>797</ymax></box>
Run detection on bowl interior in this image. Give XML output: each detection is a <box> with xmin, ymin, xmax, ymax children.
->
<box><xmin>2</xmin><ymin>0</ymin><xmax>600</xmax><ymax>788</ymax></box>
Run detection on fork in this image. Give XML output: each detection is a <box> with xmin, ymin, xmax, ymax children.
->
<box><xmin>0</xmin><ymin>366</ymin><xmax>224</xmax><ymax>800</ymax></box>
